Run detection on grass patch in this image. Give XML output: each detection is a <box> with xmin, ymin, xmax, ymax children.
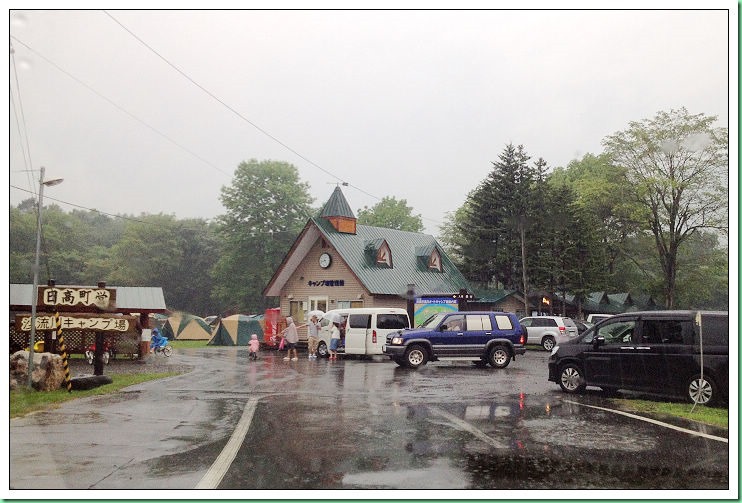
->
<box><xmin>168</xmin><ymin>340</ymin><xmax>210</xmax><ymax>349</ymax></box>
<box><xmin>610</xmin><ymin>398</ymin><xmax>728</xmax><ymax>428</ymax></box>
<box><xmin>10</xmin><ymin>372</ymin><xmax>180</xmax><ymax>418</ymax></box>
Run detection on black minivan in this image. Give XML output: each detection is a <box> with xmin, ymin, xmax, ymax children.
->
<box><xmin>548</xmin><ymin>311</ymin><xmax>728</xmax><ymax>405</ymax></box>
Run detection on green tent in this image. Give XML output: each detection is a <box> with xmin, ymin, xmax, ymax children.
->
<box><xmin>208</xmin><ymin>314</ymin><xmax>264</xmax><ymax>346</ymax></box>
<box><xmin>162</xmin><ymin>313</ymin><xmax>213</xmax><ymax>340</ymax></box>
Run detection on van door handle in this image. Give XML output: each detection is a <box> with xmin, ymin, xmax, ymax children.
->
<box><xmin>635</xmin><ymin>346</ymin><xmax>651</xmax><ymax>350</ymax></box>
<box><xmin>620</xmin><ymin>346</ymin><xmax>635</xmax><ymax>350</ymax></box>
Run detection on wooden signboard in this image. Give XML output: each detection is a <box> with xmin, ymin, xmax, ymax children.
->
<box><xmin>37</xmin><ymin>286</ymin><xmax>117</xmax><ymax>312</ymax></box>
<box><xmin>16</xmin><ymin>313</ymin><xmax>137</xmax><ymax>334</ymax></box>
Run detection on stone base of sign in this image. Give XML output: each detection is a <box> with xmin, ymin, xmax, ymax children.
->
<box><xmin>9</xmin><ymin>351</ymin><xmax>66</xmax><ymax>391</ymax></box>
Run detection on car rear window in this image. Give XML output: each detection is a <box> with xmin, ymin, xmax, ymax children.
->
<box><xmin>377</xmin><ymin>314</ymin><xmax>409</xmax><ymax>329</ymax></box>
<box><xmin>533</xmin><ymin>318</ymin><xmax>557</xmax><ymax>327</ymax></box>
<box><xmin>494</xmin><ymin>315</ymin><xmax>513</xmax><ymax>330</ymax></box>
<box><xmin>562</xmin><ymin>318</ymin><xmax>577</xmax><ymax>328</ymax></box>
<box><xmin>700</xmin><ymin>314</ymin><xmax>729</xmax><ymax>346</ymax></box>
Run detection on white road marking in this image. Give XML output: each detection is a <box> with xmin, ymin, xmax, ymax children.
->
<box><xmin>428</xmin><ymin>406</ymin><xmax>507</xmax><ymax>449</ymax></box>
<box><xmin>565</xmin><ymin>400</ymin><xmax>728</xmax><ymax>443</ymax></box>
<box><xmin>195</xmin><ymin>397</ymin><xmax>260</xmax><ymax>489</ymax></box>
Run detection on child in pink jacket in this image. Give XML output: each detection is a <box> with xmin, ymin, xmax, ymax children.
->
<box><xmin>248</xmin><ymin>333</ymin><xmax>260</xmax><ymax>360</ymax></box>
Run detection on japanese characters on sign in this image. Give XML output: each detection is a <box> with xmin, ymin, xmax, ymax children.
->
<box><xmin>307</xmin><ymin>280</ymin><xmax>345</xmax><ymax>287</ymax></box>
<box><xmin>17</xmin><ymin>314</ymin><xmax>132</xmax><ymax>333</ymax></box>
<box><xmin>39</xmin><ymin>287</ymin><xmax>116</xmax><ymax>309</ymax></box>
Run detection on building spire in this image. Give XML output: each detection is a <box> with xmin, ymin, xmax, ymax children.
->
<box><xmin>319</xmin><ymin>186</ymin><xmax>357</xmax><ymax>234</ymax></box>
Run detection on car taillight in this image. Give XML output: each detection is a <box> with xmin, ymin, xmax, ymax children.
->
<box><xmin>372</xmin><ymin>330</ymin><xmax>377</xmax><ymax>344</ymax></box>
<box><xmin>520</xmin><ymin>334</ymin><xmax>525</xmax><ymax>345</ymax></box>
<box><xmin>559</xmin><ymin>326</ymin><xmax>566</xmax><ymax>335</ymax></box>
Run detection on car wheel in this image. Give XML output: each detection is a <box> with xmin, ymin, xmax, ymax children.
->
<box><xmin>687</xmin><ymin>374</ymin><xmax>718</xmax><ymax>405</ymax></box>
<box><xmin>542</xmin><ymin>336</ymin><xmax>556</xmax><ymax>351</ymax></box>
<box><xmin>317</xmin><ymin>342</ymin><xmax>328</xmax><ymax>358</ymax></box>
<box><xmin>558</xmin><ymin>363</ymin><xmax>586</xmax><ymax>393</ymax></box>
<box><xmin>488</xmin><ymin>345</ymin><xmax>511</xmax><ymax>369</ymax></box>
<box><xmin>405</xmin><ymin>344</ymin><xmax>428</xmax><ymax>369</ymax></box>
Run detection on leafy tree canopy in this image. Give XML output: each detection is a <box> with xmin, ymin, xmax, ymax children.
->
<box><xmin>356</xmin><ymin>196</ymin><xmax>424</xmax><ymax>232</ymax></box>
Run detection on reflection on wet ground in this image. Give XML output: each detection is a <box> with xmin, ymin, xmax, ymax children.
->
<box><xmin>10</xmin><ymin>349</ymin><xmax>728</xmax><ymax>491</ymax></box>
<box><xmin>219</xmin><ymin>389</ymin><xmax>728</xmax><ymax>490</ymax></box>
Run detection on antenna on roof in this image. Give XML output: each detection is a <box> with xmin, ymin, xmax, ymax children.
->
<box><xmin>327</xmin><ymin>182</ymin><xmax>349</xmax><ymax>187</ymax></box>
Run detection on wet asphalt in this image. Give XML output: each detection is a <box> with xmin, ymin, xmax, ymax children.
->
<box><xmin>9</xmin><ymin>347</ymin><xmax>731</xmax><ymax>495</ymax></box>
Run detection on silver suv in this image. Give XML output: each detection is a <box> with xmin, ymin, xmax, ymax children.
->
<box><xmin>519</xmin><ymin>316</ymin><xmax>579</xmax><ymax>350</ymax></box>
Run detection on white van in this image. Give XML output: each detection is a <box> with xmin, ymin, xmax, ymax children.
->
<box><xmin>317</xmin><ymin>308</ymin><xmax>410</xmax><ymax>357</ymax></box>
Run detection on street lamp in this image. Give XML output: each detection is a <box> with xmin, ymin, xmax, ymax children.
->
<box><xmin>27</xmin><ymin>166</ymin><xmax>63</xmax><ymax>388</ymax></box>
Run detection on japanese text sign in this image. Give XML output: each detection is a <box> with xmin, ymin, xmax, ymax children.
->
<box><xmin>39</xmin><ymin>287</ymin><xmax>116</xmax><ymax>310</ymax></box>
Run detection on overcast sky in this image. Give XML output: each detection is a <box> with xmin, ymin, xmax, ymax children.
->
<box><xmin>8</xmin><ymin>6</ymin><xmax>735</xmax><ymax>236</ymax></box>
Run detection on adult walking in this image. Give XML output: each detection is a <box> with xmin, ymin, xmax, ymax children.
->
<box><xmin>329</xmin><ymin>319</ymin><xmax>341</xmax><ymax>360</ymax></box>
<box><xmin>281</xmin><ymin>317</ymin><xmax>300</xmax><ymax>361</ymax></box>
<box><xmin>306</xmin><ymin>314</ymin><xmax>321</xmax><ymax>359</ymax></box>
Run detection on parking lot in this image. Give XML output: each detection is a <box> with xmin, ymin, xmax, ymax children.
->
<box><xmin>9</xmin><ymin>347</ymin><xmax>731</xmax><ymax>494</ymax></box>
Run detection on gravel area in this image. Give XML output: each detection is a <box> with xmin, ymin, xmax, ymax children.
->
<box><xmin>67</xmin><ymin>354</ymin><xmax>195</xmax><ymax>376</ymax></box>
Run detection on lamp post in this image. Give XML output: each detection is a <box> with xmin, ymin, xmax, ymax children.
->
<box><xmin>27</xmin><ymin>166</ymin><xmax>64</xmax><ymax>388</ymax></box>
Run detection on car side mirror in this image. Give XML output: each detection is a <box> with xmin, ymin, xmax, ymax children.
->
<box><xmin>593</xmin><ymin>336</ymin><xmax>605</xmax><ymax>350</ymax></box>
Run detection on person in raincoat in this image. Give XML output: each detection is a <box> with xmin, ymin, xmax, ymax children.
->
<box><xmin>248</xmin><ymin>333</ymin><xmax>260</xmax><ymax>361</ymax></box>
<box><xmin>150</xmin><ymin>328</ymin><xmax>167</xmax><ymax>352</ymax></box>
<box><xmin>280</xmin><ymin>317</ymin><xmax>299</xmax><ymax>361</ymax></box>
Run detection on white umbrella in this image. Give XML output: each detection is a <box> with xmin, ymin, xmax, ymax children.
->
<box><xmin>308</xmin><ymin>310</ymin><xmax>325</xmax><ymax>320</ymax></box>
<box><xmin>323</xmin><ymin>312</ymin><xmax>342</xmax><ymax>324</ymax></box>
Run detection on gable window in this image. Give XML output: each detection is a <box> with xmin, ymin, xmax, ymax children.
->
<box><xmin>365</xmin><ymin>238</ymin><xmax>393</xmax><ymax>268</ymax></box>
<box><xmin>428</xmin><ymin>248</ymin><xmax>442</xmax><ymax>272</ymax></box>
<box><xmin>376</xmin><ymin>241</ymin><xmax>393</xmax><ymax>267</ymax></box>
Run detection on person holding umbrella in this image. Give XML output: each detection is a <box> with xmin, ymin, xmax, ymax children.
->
<box><xmin>306</xmin><ymin>311</ymin><xmax>322</xmax><ymax>359</ymax></box>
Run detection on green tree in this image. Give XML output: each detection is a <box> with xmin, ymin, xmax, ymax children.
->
<box><xmin>602</xmin><ymin>108</ymin><xmax>728</xmax><ymax>308</ymax></box>
<box><xmin>104</xmin><ymin>214</ymin><xmax>220</xmax><ymax>315</ymax></box>
<box><xmin>211</xmin><ymin>159</ymin><xmax>314</xmax><ymax>313</ymax></box>
<box><xmin>673</xmin><ymin>232</ymin><xmax>728</xmax><ymax>309</ymax></box>
<box><xmin>357</xmin><ymin>196</ymin><xmax>424</xmax><ymax>232</ymax></box>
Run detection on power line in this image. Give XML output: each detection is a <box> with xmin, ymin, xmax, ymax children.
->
<box><xmin>11</xmin><ymin>17</ymin><xmax>444</xmax><ymax>232</ymax></box>
<box><xmin>11</xmin><ymin>184</ymin><xmax>158</xmax><ymax>225</ymax></box>
<box><xmin>101</xmin><ymin>12</ymin><xmax>447</xmax><ymax>228</ymax></box>
<box><xmin>10</xmin><ymin>41</ymin><xmax>37</xmax><ymax>200</ymax></box>
<box><xmin>9</xmin><ymin>35</ymin><xmax>232</xmax><ymax>178</ymax></box>
<box><xmin>101</xmin><ymin>10</ymin><xmax>386</xmax><ymax>203</ymax></box>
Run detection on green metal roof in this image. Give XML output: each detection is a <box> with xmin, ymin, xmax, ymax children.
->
<box><xmin>471</xmin><ymin>289</ymin><xmax>519</xmax><ymax>303</ymax></box>
<box><xmin>313</xmin><ymin>217</ymin><xmax>470</xmax><ymax>296</ymax></box>
<box><xmin>318</xmin><ymin>186</ymin><xmax>356</xmax><ymax>219</ymax></box>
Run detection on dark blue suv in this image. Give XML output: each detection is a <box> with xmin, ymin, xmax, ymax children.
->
<box><xmin>382</xmin><ymin>311</ymin><xmax>527</xmax><ymax>369</ymax></box>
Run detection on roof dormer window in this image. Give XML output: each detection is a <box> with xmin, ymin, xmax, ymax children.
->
<box><xmin>428</xmin><ymin>248</ymin><xmax>442</xmax><ymax>272</ymax></box>
<box><xmin>416</xmin><ymin>244</ymin><xmax>443</xmax><ymax>272</ymax></box>
<box><xmin>376</xmin><ymin>241</ymin><xmax>392</xmax><ymax>267</ymax></box>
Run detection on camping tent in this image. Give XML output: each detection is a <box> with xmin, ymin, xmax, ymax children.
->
<box><xmin>208</xmin><ymin>314</ymin><xmax>264</xmax><ymax>346</ymax></box>
<box><xmin>162</xmin><ymin>314</ymin><xmax>213</xmax><ymax>340</ymax></box>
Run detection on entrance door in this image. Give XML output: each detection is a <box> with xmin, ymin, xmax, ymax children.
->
<box><xmin>309</xmin><ymin>296</ymin><xmax>328</xmax><ymax>318</ymax></box>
